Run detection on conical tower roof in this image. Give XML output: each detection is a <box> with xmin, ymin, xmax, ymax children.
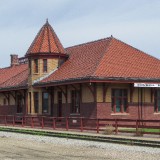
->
<box><xmin>26</xmin><ymin>20</ymin><xmax>66</xmax><ymax>56</ymax></box>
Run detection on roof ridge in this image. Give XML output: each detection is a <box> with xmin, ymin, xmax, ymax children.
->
<box><xmin>47</xmin><ymin>23</ymin><xmax>51</xmax><ymax>53</ymax></box>
<box><xmin>26</xmin><ymin>20</ymin><xmax>65</xmax><ymax>55</ymax></box>
<box><xmin>0</xmin><ymin>63</ymin><xmax>27</xmax><ymax>70</ymax></box>
<box><xmin>65</xmin><ymin>37</ymin><xmax>111</xmax><ymax>50</ymax></box>
<box><xmin>113</xmin><ymin>37</ymin><xmax>160</xmax><ymax>61</ymax></box>
<box><xmin>34</xmin><ymin>68</ymin><xmax>58</xmax><ymax>84</ymax></box>
<box><xmin>0</xmin><ymin>68</ymin><xmax>28</xmax><ymax>86</ymax></box>
<box><xmin>92</xmin><ymin>37</ymin><xmax>113</xmax><ymax>76</ymax></box>
<box><xmin>50</xmin><ymin>24</ymin><xmax>65</xmax><ymax>53</ymax></box>
<box><xmin>25</xmin><ymin>24</ymin><xmax>44</xmax><ymax>55</ymax></box>
<box><xmin>38</xmin><ymin>25</ymin><xmax>46</xmax><ymax>53</ymax></box>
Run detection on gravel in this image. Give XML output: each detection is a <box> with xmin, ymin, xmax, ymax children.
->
<box><xmin>0</xmin><ymin>131</ymin><xmax>160</xmax><ymax>160</ymax></box>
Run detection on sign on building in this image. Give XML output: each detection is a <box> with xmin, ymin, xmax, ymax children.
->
<box><xmin>134</xmin><ymin>83</ymin><xmax>160</xmax><ymax>87</ymax></box>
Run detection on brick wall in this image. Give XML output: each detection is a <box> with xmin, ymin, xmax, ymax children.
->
<box><xmin>97</xmin><ymin>102</ymin><xmax>160</xmax><ymax>120</ymax></box>
<box><xmin>0</xmin><ymin>105</ymin><xmax>26</xmax><ymax>115</ymax></box>
<box><xmin>28</xmin><ymin>58</ymin><xmax>58</xmax><ymax>85</ymax></box>
<box><xmin>51</xmin><ymin>102</ymin><xmax>96</xmax><ymax>118</ymax></box>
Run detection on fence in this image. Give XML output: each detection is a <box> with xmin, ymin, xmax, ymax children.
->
<box><xmin>0</xmin><ymin>115</ymin><xmax>159</xmax><ymax>135</ymax></box>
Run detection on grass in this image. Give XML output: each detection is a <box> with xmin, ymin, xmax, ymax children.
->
<box><xmin>119</xmin><ymin>128</ymin><xmax>160</xmax><ymax>133</ymax></box>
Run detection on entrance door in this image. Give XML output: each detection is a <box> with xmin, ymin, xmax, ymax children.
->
<box><xmin>57</xmin><ymin>92</ymin><xmax>62</xmax><ymax>117</ymax></box>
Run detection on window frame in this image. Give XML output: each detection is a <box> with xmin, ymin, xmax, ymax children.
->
<box><xmin>42</xmin><ymin>92</ymin><xmax>49</xmax><ymax>114</ymax></box>
<box><xmin>29</xmin><ymin>92</ymin><xmax>31</xmax><ymax>113</ymax></box>
<box><xmin>17</xmin><ymin>95</ymin><xmax>23</xmax><ymax>113</ymax></box>
<box><xmin>111</xmin><ymin>89</ymin><xmax>128</xmax><ymax>113</ymax></box>
<box><xmin>34</xmin><ymin>92</ymin><xmax>39</xmax><ymax>113</ymax></box>
<box><xmin>29</xmin><ymin>59</ymin><xmax>31</xmax><ymax>74</ymax></box>
<box><xmin>43</xmin><ymin>59</ymin><xmax>47</xmax><ymax>73</ymax></box>
<box><xmin>71</xmin><ymin>90</ymin><xmax>80</xmax><ymax>114</ymax></box>
<box><xmin>154</xmin><ymin>90</ymin><xmax>160</xmax><ymax>112</ymax></box>
<box><xmin>34</xmin><ymin>59</ymin><xmax>38</xmax><ymax>73</ymax></box>
<box><xmin>3</xmin><ymin>98</ymin><xmax>7</xmax><ymax>105</ymax></box>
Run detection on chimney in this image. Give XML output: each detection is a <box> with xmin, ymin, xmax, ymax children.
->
<box><xmin>10</xmin><ymin>54</ymin><xmax>19</xmax><ymax>66</ymax></box>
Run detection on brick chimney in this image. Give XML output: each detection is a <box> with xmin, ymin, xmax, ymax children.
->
<box><xmin>10</xmin><ymin>54</ymin><xmax>19</xmax><ymax>66</ymax></box>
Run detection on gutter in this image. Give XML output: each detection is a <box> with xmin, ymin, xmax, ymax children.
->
<box><xmin>0</xmin><ymin>85</ymin><xmax>28</xmax><ymax>92</ymax></box>
<box><xmin>33</xmin><ymin>76</ymin><xmax>160</xmax><ymax>88</ymax></box>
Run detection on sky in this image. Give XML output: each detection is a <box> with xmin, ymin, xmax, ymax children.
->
<box><xmin>0</xmin><ymin>0</ymin><xmax>160</xmax><ymax>67</ymax></box>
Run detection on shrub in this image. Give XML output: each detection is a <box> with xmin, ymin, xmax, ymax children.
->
<box><xmin>103</xmin><ymin>124</ymin><xmax>114</xmax><ymax>135</ymax></box>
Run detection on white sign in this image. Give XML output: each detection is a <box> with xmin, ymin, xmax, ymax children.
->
<box><xmin>134</xmin><ymin>83</ymin><xmax>160</xmax><ymax>87</ymax></box>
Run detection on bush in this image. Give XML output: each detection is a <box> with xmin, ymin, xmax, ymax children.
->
<box><xmin>103</xmin><ymin>124</ymin><xmax>114</xmax><ymax>135</ymax></box>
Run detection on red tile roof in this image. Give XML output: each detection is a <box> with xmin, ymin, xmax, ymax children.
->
<box><xmin>1</xmin><ymin>34</ymin><xmax>160</xmax><ymax>90</ymax></box>
<box><xmin>26</xmin><ymin>20</ymin><xmax>65</xmax><ymax>56</ymax></box>
<box><xmin>40</xmin><ymin>38</ymin><xmax>111</xmax><ymax>83</ymax></box>
<box><xmin>93</xmin><ymin>38</ymin><xmax>160</xmax><ymax>78</ymax></box>
<box><xmin>0</xmin><ymin>64</ymin><xmax>28</xmax><ymax>90</ymax></box>
<box><xmin>38</xmin><ymin>37</ymin><xmax>160</xmax><ymax>85</ymax></box>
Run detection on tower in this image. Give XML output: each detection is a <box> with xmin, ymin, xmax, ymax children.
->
<box><xmin>25</xmin><ymin>20</ymin><xmax>68</xmax><ymax>115</ymax></box>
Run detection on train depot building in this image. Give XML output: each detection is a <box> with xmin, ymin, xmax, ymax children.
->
<box><xmin>0</xmin><ymin>20</ymin><xmax>160</xmax><ymax>121</ymax></box>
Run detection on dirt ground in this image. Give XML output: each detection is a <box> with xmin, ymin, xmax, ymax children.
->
<box><xmin>0</xmin><ymin>136</ymin><xmax>108</xmax><ymax>160</ymax></box>
<box><xmin>0</xmin><ymin>135</ymin><xmax>159</xmax><ymax>160</ymax></box>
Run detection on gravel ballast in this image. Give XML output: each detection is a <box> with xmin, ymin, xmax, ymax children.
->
<box><xmin>0</xmin><ymin>131</ymin><xmax>160</xmax><ymax>160</ymax></box>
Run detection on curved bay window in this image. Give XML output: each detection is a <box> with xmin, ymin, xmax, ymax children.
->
<box><xmin>111</xmin><ymin>89</ymin><xmax>128</xmax><ymax>113</ymax></box>
<box><xmin>154</xmin><ymin>90</ymin><xmax>160</xmax><ymax>112</ymax></box>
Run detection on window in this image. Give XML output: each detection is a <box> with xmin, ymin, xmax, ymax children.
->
<box><xmin>154</xmin><ymin>90</ymin><xmax>160</xmax><ymax>112</ymax></box>
<box><xmin>29</xmin><ymin>92</ymin><xmax>31</xmax><ymax>113</ymax></box>
<box><xmin>42</xmin><ymin>92</ymin><xmax>49</xmax><ymax>113</ymax></box>
<box><xmin>111</xmin><ymin>89</ymin><xmax>128</xmax><ymax>113</ymax></box>
<box><xmin>43</xmin><ymin>59</ymin><xmax>47</xmax><ymax>73</ymax></box>
<box><xmin>3</xmin><ymin>98</ymin><xmax>6</xmax><ymax>105</ymax></box>
<box><xmin>34</xmin><ymin>92</ymin><xmax>39</xmax><ymax>113</ymax></box>
<box><xmin>71</xmin><ymin>90</ymin><xmax>80</xmax><ymax>114</ymax></box>
<box><xmin>57</xmin><ymin>92</ymin><xmax>62</xmax><ymax>117</ymax></box>
<box><xmin>29</xmin><ymin>60</ymin><xmax>31</xmax><ymax>74</ymax></box>
<box><xmin>34</xmin><ymin>59</ymin><xmax>38</xmax><ymax>73</ymax></box>
<box><xmin>17</xmin><ymin>95</ymin><xmax>23</xmax><ymax>113</ymax></box>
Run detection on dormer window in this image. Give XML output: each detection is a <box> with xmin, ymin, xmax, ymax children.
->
<box><xmin>43</xmin><ymin>59</ymin><xmax>47</xmax><ymax>73</ymax></box>
<box><xmin>34</xmin><ymin>59</ymin><xmax>38</xmax><ymax>73</ymax></box>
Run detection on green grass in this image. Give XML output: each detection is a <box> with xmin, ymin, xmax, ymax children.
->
<box><xmin>119</xmin><ymin>128</ymin><xmax>160</xmax><ymax>133</ymax></box>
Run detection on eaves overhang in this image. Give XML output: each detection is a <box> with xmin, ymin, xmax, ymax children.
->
<box><xmin>33</xmin><ymin>76</ymin><xmax>160</xmax><ymax>88</ymax></box>
<box><xmin>26</xmin><ymin>52</ymin><xmax>69</xmax><ymax>58</ymax></box>
<box><xmin>0</xmin><ymin>85</ymin><xmax>28</xmax><ymax>92</ymax></box>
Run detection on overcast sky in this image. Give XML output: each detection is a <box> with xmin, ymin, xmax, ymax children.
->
<box><xmin>0</xmin><ymin>0</ymin><xmax>160</xmax><ymax>67</ymax></box>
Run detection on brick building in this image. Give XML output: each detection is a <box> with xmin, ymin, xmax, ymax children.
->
<box><xmin>0</xmin><ymin>20</ymin><xmax>160</xmax><ymax>120</ymax></box>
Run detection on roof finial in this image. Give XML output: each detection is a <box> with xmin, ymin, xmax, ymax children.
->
<box><xmin>46</xmin><ymin>18</ymin><xmax>49</xmax><ymax>24</ymax></box>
